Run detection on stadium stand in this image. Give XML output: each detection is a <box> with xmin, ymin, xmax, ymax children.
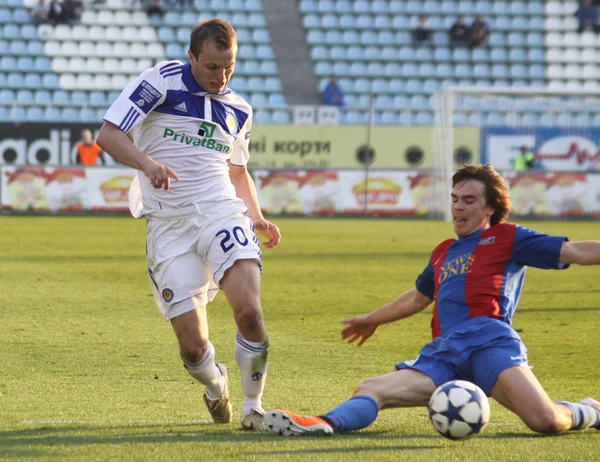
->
<box><xmin>0</xmin><ymin>0</ymin><xmax>285</xmax><ymax>122</ymax></box>
<box><xmin>1</xmin><ymin>0</ymin><xmax>598</xmax><ymax>125</ymax></box>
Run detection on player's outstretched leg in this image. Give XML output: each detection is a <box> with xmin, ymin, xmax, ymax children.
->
<box><xmin>265</xmin><ymin>410</ymin><xmax>334</xmax><ymax>436</ymax></box>
<box><xmin>266</xmin><ymin>395</ymin><xmax>379</xmax><ymax>436</ymax></box>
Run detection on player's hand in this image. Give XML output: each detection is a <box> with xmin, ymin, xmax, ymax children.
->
<box><xmin>142</xmin><ymin>158</ymin><xmax>180</xmax><ymax>190</ymax></box>
<box><xmin>340</xmin><ymin>315</ymin><xmax>378</xmax><ymax>346</ymax></box>
<box><xmin>253</xmin><ymin>218</ymin><xmax>281</xmax><ymax>249</ymax></box>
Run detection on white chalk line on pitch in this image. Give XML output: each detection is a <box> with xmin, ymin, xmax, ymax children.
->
<box><xmin>22</xmin><ymin>419</ymin><xmax>521</xmax><ymax>427</ymax></box>
<box><xmin>22</xmin><ymin>419</ymin><xmax>213</xmax><ymax>425</ymax></box>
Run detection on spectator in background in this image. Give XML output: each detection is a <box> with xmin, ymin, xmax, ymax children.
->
<box><xmin>322</xmin><ymin>74</ymin><xmax>345</xmax><ymax>107</ymax></box>
<box><xmin>62</xmin><ymin>0</ymin><xmax>83</xmax><ymax>25</ymax></box>
<box><xmin>30</xmin><ymin>0</ymin><xmax>49</xmax><ymax>25</ymax></box>
<box><xmin>411</xmin><ymin>14</ymin><xmax>432</xmax><ymax>46</ymax></box>
<box><xmin>146</xmin><ymin>0</ymin><xmax>165</xmax><ymax>18</ymax></box>
<box><xmin>469</xmin><ymin>15</ymin><xmax>490</xmax><ymax>48</ymax></box>
<box><xmin>449</xmin><ymin>16</ymin><xmax>469</xmax><ymax>47</ymax></box>
<box><xmin>47</xmin><ymin>0</ymin><xmax>65</xmax><ymax>25</ymax></box>
<box><xmin>575</xmin><ymin>0</ymin><xmax>599</xmax><ymax>33</ymax></box>
<box><xmin>511</xmin><ymin>146</ymin><xmax>536</xmax><ymax>171</ymax></box>
<box><xmin>76</xmin><ymin>129</ymin><xmax>105</xmax><ymax>166</ymax></box>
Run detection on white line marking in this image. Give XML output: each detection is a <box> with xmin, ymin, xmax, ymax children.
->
<box><xmin>23</xmin><ymin>419</ymin><xmax>212</xmax><ymax>425</ymax></box>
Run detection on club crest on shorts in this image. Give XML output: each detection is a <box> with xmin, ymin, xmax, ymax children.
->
<box><xmin>251</xmin><ymin>372</ymin><xmax>263</xmax><ymax>381</ymax></box>
<box><xmin>162</xmin><ymin>288</ymin><xmax>174</xmax><ymax>303</ymax></box>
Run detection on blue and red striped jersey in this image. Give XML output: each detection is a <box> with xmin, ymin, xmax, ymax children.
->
<box><xmin>415</xmin><ymin>223</ymin><xmax>568</xmax><ymax>339</ymax></box>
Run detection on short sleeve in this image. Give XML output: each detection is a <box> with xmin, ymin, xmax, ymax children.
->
<box><xmin>415</xmin><ymin>261</ymin><xmax>435</xmax><ymax>299</ymax></box>
<box><xmin>512</xmin><ymin>225</ymin><xmax>569</xmax><ymax>270</ymax></box>
<box><xmin>229</xmin><ymin>109</ymin><xmax>252</xmax><ymax>166</ymax></box>
<box><xmin>103</xmin><ymin>65</ymin><xmax>167</xmax><ymax>134</ymax></box>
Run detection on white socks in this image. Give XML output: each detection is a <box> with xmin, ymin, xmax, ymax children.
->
<box><xmin>235</xmin><ymin>332</ymin><xmax>269</xmax><ymax>416</ymax></box>
<box><xmin>181</xmin><ymin>341</ymin><xmax>224</xmax><ymax>400</ymax></box>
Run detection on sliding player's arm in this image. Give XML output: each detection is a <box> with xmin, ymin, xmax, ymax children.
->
<box><xmin>559</xmin><ymin>240</ymin><xmax>600</xmax><ymax>265</ymax></box>
<box><xmin>340</xmin><ymin>289</ymin><xmax>433</xmax><ymax>346</ymax></box>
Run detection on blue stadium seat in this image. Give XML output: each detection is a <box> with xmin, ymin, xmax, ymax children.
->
<box><xmin>89</xmin><ymin>91</ymin><xmax>106</xmax><ymax>105</ymax></box>
<box><xmin>398</xmin><ymin>47</ymin><xmax>416</xmax><ymax>62</ymax></box>
<box><xmin>34</xmin><ymin>90</ymin><xmax>52</xmax><ymax>104</ymax></box>
<box><xmin>0</xmin><ymin>106</ymin><xmax>9</xmax><ymax>121</ymax></box>
<box><xmin>342</xmin><ymin>30</ymin><xmax>360</xmax><ymax>44</ymax></box>
<box><xmin>539</xmin><ymin>113</ymin><xmax>556</xmax><ymax>127</ymax></box>
<box><xmin>303</xmin><ymin>14</ymin><xmax>320</xmax><ymax>28</ymax></box>
<box><xmin>455</xmin><ymin>64</ymin><xmax>471</xmax><ymax>78</ymax></box>
<box><xmin>507</xmin><ymin>33</ymin><xmax>524</xmax><ymax>47</ymax></box>
<box><xmin>529</xmin><ymin>17</ymin><xmax>544</xmax><ymax>32</ymax></box>
<box><xmin>4</xmin><ymin>24</ymin><xmax>20</xmax><ymax>39</ymax></box>
<box><xmin>16</xmin><ymin>89</ymin><xmax>33</xmax><ymax>103</ymax></box>
<box><xmin>299</xmin><ymin>0</ymin><xmax>317</xmax><ymax>13</ymax></box>
<box><xmin>27</xmin><ymin>41</ymin><xmax>44</xmax><ymax>56</ymax></box>
<box><xmin>11</xmin><ymin>106</ymin><xmax>26</xmax><ymax>121</ymax></box>
<box><xmin>415</xmin><ymin>47</ymin><xmax>433</xmax><ymax>62</ymax></box>
<box><xmin>381</xmin><ymin>46</ymin><xmax>396</xmax><ymax>61</ymax></box>
<box><xmin>398</xmin><ymin>111</ymin><xmax>412</xmax><ymax>125</ymax></box>
<box><xmin>374</xmin><ymin>94</ymin><xmax>390</xmax><ymax>108</ymax></box>
<box><xmin>260</xmin><ymin>61</ymin><xmax>277</xmax><ymax>75</ymax></box>
<box><xmin>356</xmin><ymin>14</ymin><xmax>374</xmax><ymax>29</ymax></box>
<box><xmin>527</xmin><ymin>1</ymin><xmax>543</xmax><ymax>15</ymax></box>
<box><xmin>71</xmin><ymin>91</ymin><xmax>88</xmax><ymax>104</ymax></box>
<box><xmin>491</xmin><ymin>64</ymin><xmax>509</xmax><ymax>79</ymax></box>
<box><xmin>436</xmin><ymin>63</ymin><xmax>452</xmax><ymax>78</ymax></box>
<box><xmin>528</xmin><ymin>64</ymin><xmax>544</xmax><ymax>80</ymax></box>
<box><xmin>342</xmin><ymin>110</ymin><xmax>366</xmax><ymax>124</ymax></box>
<box><xmin>268</xmin><ymin>93</ymin><xmax>286</xmax><ymax>106</ymax></box>
<box><xmin>376</xmin><ymin>111</ymin><xmax>398</xmax><ymax>125</ymax></box>
<box><xmin>13</xmin><ymin>8</ymin><xmax>30</xmax><ymax>24</ymax></box>
<box><xmin>53</xmin><ymin>90</ymin><xmax>69</xmax><ymax>104</ymax></box>
<box><xmin>24</xmin><ymin>73</ymin><xmax>41</xmax><ymax>89</ymax></box>
<box><xmin>0</xmin><ymin>89</ymin><xmax>14</xmax><ymax>103</ymax></box>
<box><xmin>0</xmin><ymin>56</ymin><xmax>17</xmax><ymax>70</ymax></box>
<box><xmin>252</xmin><ymin>29</ymin><xmax>270</xmax><ymax>43</ymax></box>
<box><xmin>410</xmin><ymin>95</ymin><xmax>429</xmax><ymax>110</ymax></box>
<box><xmin>383</xmin><ymin>62</ymin><xmax>403</xmax><ymax>78</ymax></box>
<box><xmin>508</xmin><ymin>48</ymin><xmax>526</xmax><ymax>63</ymax></box>
<box><xmin>0</xmin><ymin>72</ymin><xmax>5</xmax><ymax>88</ymax></box>
<box><xmin>434</xmin><ymin>48</ymin><xmax>451</xmax><ymax>62</ymax></box>
<box><xmin>316</xmin><ymin>0</ymin><xmax>335</xmax><ymax>13</ymax></box>
<box><xmin>34</xmin><ymin>57</ymin><xmax>51</xmax><ymax>72</ymax></box>
<box><xmin>452</xmin><ymin>48</ymin><xmax>469</xmax><ymax>62</ymax></box>
<box><xmin>388</xmin><ymin>79</ymin><xmax>404</xmax><ymax>93</ymax></box>
<box><xmin>490</xmin><ymin>48</ymin><xmax>507</xmax><ymax>62</ymax></box>
<box><xmin>528</xmin><ymin>49</ymin><xmax>544</xmax><ymax>63</ymax></box>
<box><xmin>415</xmin><ymin>111</ymin><xmax>433</xmax><ymax>126</ymax></box>
<box><xmin>17</xmin><ymin>57</ymin><xmax>34</xmax><ymax>72</ymax></box>
<box><xmin>61</xmin><ymin>107</ymin><xmax>79</xmax><ymax>122</ymax></box>
<box><xmin>255</xmin><ymin>45</ymin><xmax>274</xmax><ymax>60</ymax></box>
<box><xmin>415</xmin><ymin>64</ymin><xmax>433</xmax><ymax>79</ymax></box>
<box><xmin>473</xmin><ymin>64</ymin><xmax>490</xmax><ymax>79</ymax></box>
<box><xmin>423</xmin><ymin>79</ymin><xmax>440</xmax><ymax>92</ymax></box>
<box><xmin>488</xmin><ymin>32</ymin><xmax>506</xmax><ymax>47</ymax></box>
<box><xmin>158</xmin><ymin>27</ymin><xmax>176</xmax><ymax>43</ymax></box>
<box><xmin>272</xmin><ymin>110</ymin><xmax>290</xmax><ymax>124</ymax></box>
<box><xmin>10</xmin><ymin>40</ymin><xmax>28</xmax><ymax>56</ymax></box>
<box><xmin>26</xmin><ymin>106</ymin><xmax>44</xmax><ymax>122</ymax></box>
<box><xmin>322</xmin><ymin>14</ymin><xmax>339</xmax><ymax>28</ymax></box>
<box><xmin>367</xmin><ymin>62</ymin><xmax>384</xmax><ymax>76</ymax></box>
<box><xmin>511</xmin><ymin>17</ymin><xmax>528</xmax><ymax>31</ymax></box>
<box><xmin>7</xmin><ymin>72</ymin><xmax>22</xmax><ymax>89</ymax></box>
<box><xmin>406</xmin><ymin>79</ymin><xmax>424</xmax><ymax>94</ymax></box>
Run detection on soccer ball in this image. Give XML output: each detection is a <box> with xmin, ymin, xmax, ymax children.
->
<box><xmin>428</xmin><ymin>380</ymin><xmax>490</xmax><ymax>441</ymax></box>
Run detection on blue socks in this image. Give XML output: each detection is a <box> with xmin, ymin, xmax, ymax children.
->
<box><xmin>322</xmin><ymin>395</ymin><xmax>379</xmax><ymax>432</ymax></box>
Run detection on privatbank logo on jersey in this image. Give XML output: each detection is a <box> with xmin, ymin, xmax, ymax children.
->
<box><xmin>162</xmin><ymin>127</ymin><xmax>231</xmax><ymax>153</ymax></box>
<box><xmin>438</xmin><ymin>253</ymin><xmax>474</xmax><ymax>283</ymax></box>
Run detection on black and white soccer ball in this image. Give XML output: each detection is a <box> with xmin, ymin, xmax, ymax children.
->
<box><xmin>428</xmin><ymin>380</ymin><xmax>490</xmax><ymax>440</ymax></box>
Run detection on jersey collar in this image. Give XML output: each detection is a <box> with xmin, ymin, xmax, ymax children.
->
<box><xmin>181</xmin><ymin>63</ymin><xmax>232</xmax><ymax>96</ymax></box>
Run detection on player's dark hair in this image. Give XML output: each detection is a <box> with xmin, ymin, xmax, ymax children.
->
<box><xmin>452</xmin><ymin>164</ymin><xmax>511</xmax><ymax>226</ymax></box>
<box><xmin>189</xmin><ymin>19</ymin><xmax>237</xmax><ymax>58</ymax></box>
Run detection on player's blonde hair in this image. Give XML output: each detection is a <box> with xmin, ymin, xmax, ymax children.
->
<box><xmin>189</xmin><ymin>19</ymin><xmax>237</xmax><ymax>58</ymax></box>
<box><xmin>452</xmin><ymin>164</ymin><xmax>511</xmax><ymax>226</ymax></box>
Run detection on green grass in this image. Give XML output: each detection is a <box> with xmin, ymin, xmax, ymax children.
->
<box><xmin>0</xmin><ymin>216</ymin><xmax>598</xmax><ymax>461</ymax></box>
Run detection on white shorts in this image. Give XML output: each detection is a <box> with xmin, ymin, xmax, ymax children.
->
<box><xmin>145</xmin><ymin>198</ymin><xmax>261</xmax><ymax>320</ymax></box>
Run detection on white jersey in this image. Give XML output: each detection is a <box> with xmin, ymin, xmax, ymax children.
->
<box><xmin>103</xmin><ymin>60</ymin><xmax>253</xmax><ymax>216</ymax></box>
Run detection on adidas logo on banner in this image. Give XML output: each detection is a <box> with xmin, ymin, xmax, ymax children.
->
<box><xmin>174</xmin><ymin>102</ymin><xmax>187</xmax><ymax>112</ymax></box>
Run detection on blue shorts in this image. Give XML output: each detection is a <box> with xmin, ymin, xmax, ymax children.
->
<box><xmin>395</xmin><ymin>317</ymin><xmax>528</xmax><ymax>396</ymax></box>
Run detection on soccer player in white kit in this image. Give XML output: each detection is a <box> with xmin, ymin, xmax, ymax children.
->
<box><xmin>96</xmin><ymin>19</ymin><xmax>281</xmax><ymax>430</ymax></box>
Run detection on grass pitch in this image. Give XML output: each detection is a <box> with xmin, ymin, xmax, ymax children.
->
<box><xmin>0</xmin><ymin>216</ymin><xmax>599</xmax><ymax>461</ymax></box>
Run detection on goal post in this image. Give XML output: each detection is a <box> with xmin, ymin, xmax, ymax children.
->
<box><xmin>433</xmin><ymin>86</ymin><xmax>600</xmax><ymax>221</ymax></box>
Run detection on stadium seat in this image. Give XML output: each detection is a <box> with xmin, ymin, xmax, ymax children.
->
<box><xmin>26</xmin><ymin>106</ymin><xmax>44</xmax><ymax>122</ymax></box>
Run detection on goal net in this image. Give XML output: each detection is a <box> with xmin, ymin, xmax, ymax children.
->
<box><xmin>433</xmin><ymin>87</ymin><xmax>600</xmax><ymax>220</ymax></box>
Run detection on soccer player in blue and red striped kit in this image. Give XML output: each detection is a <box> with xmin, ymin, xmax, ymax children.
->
<box><xmin>265</xmin><ymin>164</ymin><xmax>600</xmax><ymax>436</ymax></box>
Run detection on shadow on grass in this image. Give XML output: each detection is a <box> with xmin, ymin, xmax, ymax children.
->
<box><xmin>0</xmin><ymin>424</ymin><xmax>444</xmax><ymax>458</ymax></box>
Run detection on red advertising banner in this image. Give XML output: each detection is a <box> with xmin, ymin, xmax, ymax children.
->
<box><xmin>1</xmin><ymin>166</ymin><xmax>136</xmax><ymax>212</ymax></box>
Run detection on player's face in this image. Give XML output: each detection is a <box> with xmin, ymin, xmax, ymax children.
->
<box><xmin>188</xmin><ymin>40</ymin><xmax>236</xmax><ymax>94</ymax></box>
<box><xmin>451</xmin><ymin>179</ymin><xmax>494</xmax><ymax>237</ymax></box>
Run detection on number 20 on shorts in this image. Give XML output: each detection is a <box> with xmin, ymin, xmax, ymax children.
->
<box><xmin>216</xmin><ymin>227</ymin><xmax>249</xmax><ymax>253</ymax></box>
